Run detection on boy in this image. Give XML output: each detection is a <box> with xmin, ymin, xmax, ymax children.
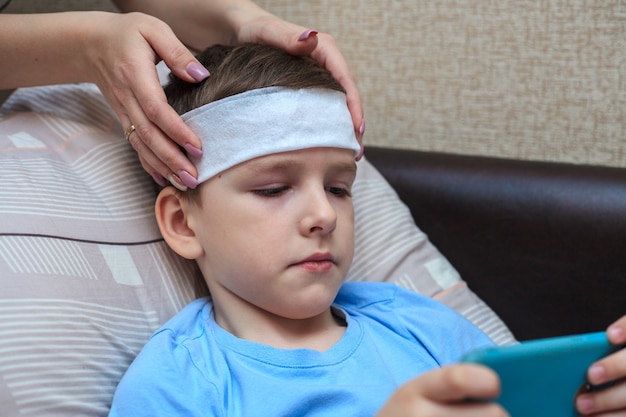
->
<box><xmin>109</xmin><ymin>44</ymin><xmax>626</xmax><ymax>417</ymax></box>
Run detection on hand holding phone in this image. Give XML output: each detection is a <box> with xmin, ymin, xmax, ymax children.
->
<box><xmin>462</xmin><ymin>331</ymin><xmax>621</xmax><ymax>417</ymax></box>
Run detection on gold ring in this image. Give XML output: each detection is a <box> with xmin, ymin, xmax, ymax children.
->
<box><xmin>124</xmin><ymin>124</ymin><xmax>136</xmax><ymax>141</ymax></box>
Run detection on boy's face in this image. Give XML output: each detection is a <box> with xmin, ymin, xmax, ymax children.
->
<box><xmin>186</xmin><ymin>147</ymin><xmax>356</xmax><ymax>321</ymax></box>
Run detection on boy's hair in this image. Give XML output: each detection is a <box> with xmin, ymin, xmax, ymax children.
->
<box><xmin>165</xmin><ymin>44</ymin><xmax>345</xmax><ymax>115</ymax></box>
<box><xmin>163</xmin><ymin>44</ymin><xmax>346</xmax><ymax>201</ymax></box>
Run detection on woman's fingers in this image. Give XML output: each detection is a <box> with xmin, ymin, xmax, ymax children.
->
<box><xmin>237</xmin><ymin>15</ymin><xmax>365</xmax><ymax>150</ymax></box>
<box><xmin>308</xmin><ymin>32</ymin><xmax>365</xmax><ymax>156</ymax></box>
<box><xmin>89</xmin><ymin>12</ymin><xmax>205</xmax><ymax>188</ymax></box>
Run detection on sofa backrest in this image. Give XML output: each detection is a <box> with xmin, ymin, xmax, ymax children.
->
<box><xmin>366</xmin><ymin>146</ymin><xmax>626</xmax><ymax>341</ymax></box>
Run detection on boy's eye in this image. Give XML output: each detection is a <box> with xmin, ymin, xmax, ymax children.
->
<box><xmin>252</xmin><ymin>186</ymin><xmax>289</xmax><ymax>197</ymax></box>
<box><xmin>326</xmin><ymin>186</ymin><xmax>351</xmax><ymax>198</ymax></box>
<box><xmin>252</xmin><ymin>185</ymin><xmax>351</xmax><ymax>198</ymax></box>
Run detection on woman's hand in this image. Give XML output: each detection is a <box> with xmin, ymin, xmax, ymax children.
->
<box><xmin>375</xmin><ymin>364</ymin><xmax>508</xmax><ymax>417</ymax></box>
<box><xmin>86</xmin><ymin>12</ymin><xmax>208</xmax><ymax>190</ymax></box>
<box><xmin>576</xmin><ymin>316</ymin><xmax>626</xmax><ymax>416</ymax></box>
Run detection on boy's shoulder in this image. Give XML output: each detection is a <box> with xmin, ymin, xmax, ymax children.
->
<box><xmin>153</xmin><ymin>296</ymin><xmax>212</xmax><ymax>342</ymax></box>
<box><xmin>336</xmin><ymin>282</ymin><xmax>495</xmax><ymax>356</ymax></box>
<box><xmin>335</xmin><ymin>281</ymin><xmax>480</xmax><ymax>336</ymax></box>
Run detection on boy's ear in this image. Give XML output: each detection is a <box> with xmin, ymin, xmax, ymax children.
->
<box><xmin>155</xmin><ymin>187</ymin><xmax>203</xmax><ymax>260</ymax></box>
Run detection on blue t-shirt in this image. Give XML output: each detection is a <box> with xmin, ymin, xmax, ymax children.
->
<box><xmin>109</xmin><ymin>282</ymin><xmax>493</xmax><ymax>416</ymax></box>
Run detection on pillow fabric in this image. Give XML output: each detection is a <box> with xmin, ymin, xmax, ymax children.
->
<box><xmin>0</xmin><ymin>84</ymin><xmax>209</xmax><ymax>416</ymax></box>
<box><xmin>348</xmin><ymin>156</ymin><xmax>515</xmax><ymax>347</ymax></box>
<box><xmin>0</xmin><ymin>83</ymin><xmax>514</xmax><ymax>417</ymax></box>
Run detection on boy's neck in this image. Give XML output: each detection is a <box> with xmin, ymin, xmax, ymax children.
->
<box><xmin>212</xmin><ymin>296</ymin><xmax>347</xmax><ymax>352</ymax></box>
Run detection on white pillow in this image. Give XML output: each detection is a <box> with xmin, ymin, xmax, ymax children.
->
<box><xmin>0</xmin><ymin>84</ymin><xmax>514</xmax><ymax>417</ymax></box>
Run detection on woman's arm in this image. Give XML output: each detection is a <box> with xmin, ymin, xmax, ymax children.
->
<box><xmin>0</xmin><ymin>12</ymin><xmax>103</xmax><ymax>88</ymax></box>
<box><xmin>113</xmin><ymin>0</ymin><xmax>271</xmax><ymax>50</ymax></box>
<box><xmin>0</xmin><ymin>1</ymin><xmax>363</xmax><ymax>188</ymax></box>
<box><xmin>0</xmin><ymin>11</ymin><xmax>207</xmax><ymax>188</ymax></box>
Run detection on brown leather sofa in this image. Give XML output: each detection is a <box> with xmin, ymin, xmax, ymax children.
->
<box><xmin>366</xmin><ymin>147</ymin><xmax>626</xmax><ymax>341</ymax></box>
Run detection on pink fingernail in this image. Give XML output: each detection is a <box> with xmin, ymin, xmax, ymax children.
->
<box><xmin>178</xmin><ymin>170</ymin><xmax>198</xmax><ymax>190</ymax></box>
<box><xmin>356</xmin><ymin>143</ymin><xmax>365</xmax><ymax>161</ymax></box>
<box><xmin>186</xmin><ymin>62</ymin><xmax>210</xmax><ymax>82</ymax></box>
<box><xmin>355</xmin><ymin>119</ymin><xmax>365</xmax><ymax>161</ymax></box>
<box><xmin>184</xmin><ymin>143</ymin><xmax>203</xmax><ymax>159</ymax></box>
<box><xmin>298</xmin><ymin>29</ymin><xmax>318</xmax><ymax>41</ymax></box>
<box><xmin>151</xmin><ymin>173</ymin><xmax>167</xmax><ymax>187</ymax></box>
<box><xmin>168</xmin><ymin>174</ymin><xmax>187</xmax><ymax>192</ymax></box>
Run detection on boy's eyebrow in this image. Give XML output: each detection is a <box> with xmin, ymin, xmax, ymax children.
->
<box><xmin>244</xmin><ymin>159</ymin><xmax>299</xmax><ymax>173</ymax></box>
<box><xmin>243</xmin><ymin>158</ymin><xmax>357</xmax><ymax>176</ymax></box>
<box><xmin>329</xmin><ymin>161</ymin><xmax>358</xmax><ymax>176</ymax></box>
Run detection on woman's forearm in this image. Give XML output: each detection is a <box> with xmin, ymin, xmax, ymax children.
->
<box><xmin>112</xmin><ymin>0</ymin><xmax>275</xmax><ymax>51</ymax></box>
<box><xmin>0</xmin><ymin>12</ymin><xmax>108</xmax><ymax>89</ymax></box>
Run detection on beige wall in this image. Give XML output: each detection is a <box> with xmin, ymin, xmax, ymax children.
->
<box><xmin>4</xmin><ymin>0</ymin><xmax>625</xmax><ymax>167</ymax></box>
<box><xmin>2</xmin><ymin>0</ymin><xmax>116</xmax><ymax>13</ymax></box>
<box><xmin>257</xmin><ymin>0</ymin><xmax>625</xmax><ymax>167</ymax></box>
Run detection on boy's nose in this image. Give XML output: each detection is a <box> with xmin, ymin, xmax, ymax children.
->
<box><xmin>300</xmin><ymin>190</ymin><xmax>337</xmax><ymax>236</ymax></box>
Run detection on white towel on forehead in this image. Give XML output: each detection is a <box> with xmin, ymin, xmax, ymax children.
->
<box><xmin>182</xmin><ymin>86</ymin><xmax>360</xmax><ymax>184</ymax></box>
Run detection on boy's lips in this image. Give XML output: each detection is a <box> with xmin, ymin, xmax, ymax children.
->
<box><xmin>291</xmin><ymin>253</ymin><xmax>336</xmax><ymax>272</ymax></box>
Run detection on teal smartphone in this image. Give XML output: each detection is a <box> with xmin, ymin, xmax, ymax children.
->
<box><xmin>461</xmin><ymin>331</ymin><xmax>620</xmax><ymax>417</ymax></box>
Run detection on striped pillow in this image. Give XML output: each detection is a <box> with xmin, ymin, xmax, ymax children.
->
<box><xmin>0</xmin><ymin>84</ymin><xmax>514</xmax><ymax>417</ymax></box>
